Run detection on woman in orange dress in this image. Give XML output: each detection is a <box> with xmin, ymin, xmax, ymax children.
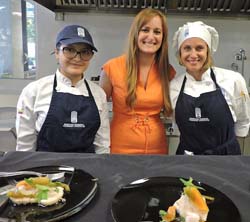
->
<box><xmin>100</xmin><ymin>8</ymin><xmax>175</xmax><ymax>154</ymax></box>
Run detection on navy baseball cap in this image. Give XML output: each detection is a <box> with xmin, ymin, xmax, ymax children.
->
<box><xmin>56</xmin><ymin>25</ymin><xmax>97</xmax><ymax>52</ymax></box>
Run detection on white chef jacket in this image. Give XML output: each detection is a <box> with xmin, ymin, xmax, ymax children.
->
<box><xmin>170</xmin><ymin>67</ymin><xmax>250</xmax><ymax>137</ymax></box>
<box><xmin>16</xmin><ymin>70</ymin><xmax>110</xmax><ymax>153</ymax></box>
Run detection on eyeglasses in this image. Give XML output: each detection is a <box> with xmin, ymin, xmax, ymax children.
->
<box><xmin>61</xmin><ymin>47</ymin><xmax>94</xmax><ymax>61</ymax></box>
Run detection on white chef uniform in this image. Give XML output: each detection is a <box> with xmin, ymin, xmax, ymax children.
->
<box><xmin>16</xmin><ymin>70</ymin><xmax>110</xmax><ymax>153</ymax></box>
<box><xmin>170</xmin><ymin>67</ymin><xmax>250</xmax><ymax>137</ymax></box>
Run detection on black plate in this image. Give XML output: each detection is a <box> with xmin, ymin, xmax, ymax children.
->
<box><xmin>0</xmin><ymin>165</ymin><xmax>98</xmax><ymax>222</ymax></box>
<box><xmin>111</xmin><ymin>177</ymin><xmax>241</xmax><ymax>222</ymax></box>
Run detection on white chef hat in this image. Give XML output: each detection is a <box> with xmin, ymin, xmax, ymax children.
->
<box><xmin>172</xmin><ymin>21</ymin><xmax>219</xmax><ymax>55</ymax></box>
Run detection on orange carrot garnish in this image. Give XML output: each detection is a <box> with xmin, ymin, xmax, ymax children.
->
<box><xmin>16</xmin><ymin>180</ymin><xmax>33</xmax><ymax>190</ymax></box>
<box><xmin>163</xmin><ymin>205</ymin><xmax>176</xmax><ymax>221</ymax></box>
<box><xmin>184</xmin><ymin>186</ymin><xmax>209</xmax><ymax>212</ymax></box>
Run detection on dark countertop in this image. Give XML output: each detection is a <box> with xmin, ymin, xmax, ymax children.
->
<box><xmin>0</xmin><ymin>152</ymin><xmax>250</xmax><ymax>222</ymax></box>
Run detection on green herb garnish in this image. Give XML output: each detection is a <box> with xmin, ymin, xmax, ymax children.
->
<box><xmin>35</xmin><ymin>184</ymin><xmax>49</xmax><ymax>201</ymax></box>
<box><xmin>24</xmin><ymin>178</ymin><xmax>34</xmax><ymax>185</ymax></box>
<box><xmin>159</xmin><ymin>209</ymin><xmax>167</xmax><ymax>222</ymax></box>
<box><xmin>180</xmin><ymin>177</ymin><xmax>205</xmax><ymax>191</ymax></box>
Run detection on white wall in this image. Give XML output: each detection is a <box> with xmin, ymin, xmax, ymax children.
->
<box><xmin>36</xmin><ymin>9</ymin><xmax>134</xmax><ymax>80</ymax></box>
<box><xmin>1</xmin><ymin>2</ymin><xmax>250</xmax><ymax>107</ymax></box>
<box><xmin>36</xmin><ymin>5</ymin><xmax>250</xmax><ymax>86</ymax></box>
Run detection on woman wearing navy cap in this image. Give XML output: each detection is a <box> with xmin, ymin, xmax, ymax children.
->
<box><xmin>171</xmin><ymin>21</ymin><xmax>250</xmax><ymax>155</ymax></box>
<box><xmin>16</xmin><ymin>25</ymin><xmax>110</xmax><ymax>153</ymax></box>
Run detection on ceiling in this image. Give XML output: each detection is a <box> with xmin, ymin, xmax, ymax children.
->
<box><xmin>32</xmin><ymin>0</ymin><xmax>250</xmax><ymax>17</ymax></box>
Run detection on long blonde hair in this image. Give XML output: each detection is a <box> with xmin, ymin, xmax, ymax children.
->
<box><xmin>125</xmin><ymin>8</ymin><xmax>172</xmax><ymax>115</ymax></box>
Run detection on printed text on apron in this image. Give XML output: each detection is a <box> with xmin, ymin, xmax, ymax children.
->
<box><xmin>37</xmin><ymin>75</ymin><xmax>100</xmax><ymax>152</ymax></box>
<box><xmin>175</xmin><ymin>69</ymin><xmax>240</xmax><ymax>155</ymax></box>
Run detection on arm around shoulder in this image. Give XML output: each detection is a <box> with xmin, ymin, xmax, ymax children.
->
<box><xmin>99</xmin><ymin>70</ymin><xmax>112</xmax><ymax>101</ymax></box>
<box><xmin>92</xmin><ymin>84</ymin><xmax>110</xmax><ymax>154</ymax></box>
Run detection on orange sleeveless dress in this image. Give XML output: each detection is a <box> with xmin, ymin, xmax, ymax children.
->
<box><xmin>102</xmin><ymin>55</ymin><xmax>175</xmax><ymax>154</ymax></box>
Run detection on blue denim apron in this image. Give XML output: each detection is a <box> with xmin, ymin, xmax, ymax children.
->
<box><xmin>37</xmin><ymin>75</ymin><xmax>100</xmax><ymax>153</ymax></box>
<box><xmin>175</xmin><ymin>69</ymin><xmax>241</xmax><ymax>155</ymax></box>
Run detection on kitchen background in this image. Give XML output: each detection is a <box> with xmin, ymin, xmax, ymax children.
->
<box><xmin>0</xmin><ymin>0</ymin><xmax>250</xmax><ymax>153</ymax></box>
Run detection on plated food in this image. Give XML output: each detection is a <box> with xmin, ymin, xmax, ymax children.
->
<box><xmin>7</xmin><ymin>176</ymin><xmax>70</xmax><ymax>206</ymax></box>
<box><xmin>111</xmin><ymin>176</ymin><xmax>240</xmax><ymax>222</ymax></box>
<box><xmin>159</xmin><ymin>177</ymin><xmax>214</xmax><ymax>222</ymax></box>
<box><xmin>0</xmin><ymin>166</ymin><xmax>98</xmax><ymax>222</ymax></box>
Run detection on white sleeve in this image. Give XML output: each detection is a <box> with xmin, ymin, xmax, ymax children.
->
<box><xmin>93</xmin><ymin>99</ymin><xmax>110</xmax><ymax>154</ymax></box>
<box><xmin>16</xmin><ymin>83</ymin><xmax>37</xmax><ymax>151</ymax></box>
<box><xmin>233</xmin><ymin>74</ymin><xmax>250</xmax><ymax>137</ymax></box>
<box><xmin>91</xmin><ymin>85</ymin><xmax>110</xmax><ymax>154</ymax></box>
<box><xmin>169</xmin><ymin>74</ymin><xmax>183</xmax><ymax>136</ymax></box>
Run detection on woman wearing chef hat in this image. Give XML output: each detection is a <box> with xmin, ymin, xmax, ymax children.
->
<box><xmin>171</xmin><ymin>21</ymin><xmax>250</xmax><ymax>155</ymax></box>
<box><xmin>16</xmin><ymin>25</ymin><xmax>110</xmax><ymax>153</ymax></box>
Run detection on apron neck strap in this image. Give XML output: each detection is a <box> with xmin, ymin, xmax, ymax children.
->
<box><xmin>180</xmin><ymin>76</ymin><xmax>187</xmax><ymax>93</ymax></box>
<box><xmin>53</xmin><ymin>74</ymin><xmax>57</xmax><ymax>90</ymax></box>
<box><xmin>181</xmin><ymin>68</ymin><xmax>220</xmax><ymax>93</ymax></box>
<box><xmin>210</xmin><ymin>68</ymin><xmax>220</xmax><ymax>89</ymax></box>
<box><xmin>53</xmin><ymin>75</ymin><xmax>93</xmax><ymax>98</ymax></box>
<box><xmin>84</xmin><ymin>79</ymin><xmax>94</xmax><ymax>98</ymax></box>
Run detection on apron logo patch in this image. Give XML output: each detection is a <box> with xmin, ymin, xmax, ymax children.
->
<box><xmin>63</xmin><ymin>111</ymin><xmax>86</xmax><ymax>128</ymax></box>
<box><xmin>189</xmin><ymin>107</ymin><xmax>210</xmax><ymax>122</ymax></box>
<box><xmin>71</xmin><ymin>111</ymin><xmax>77</xmax><ymax>123</ymax></box>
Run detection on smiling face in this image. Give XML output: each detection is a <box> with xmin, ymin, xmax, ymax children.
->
<box><xmin>137</xmin><ymin>16</ymin><xmax>163</xmax><ymax>56</ymax></box>
<box><xmin>179</xmin><ymin>37</ymin><xmax>208</xmax><ymax>78</ymax></box>
<box><xmin>55</xmin><ymin>43</ymin><xmax>93</xmax><ymax>82</ymax></box>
